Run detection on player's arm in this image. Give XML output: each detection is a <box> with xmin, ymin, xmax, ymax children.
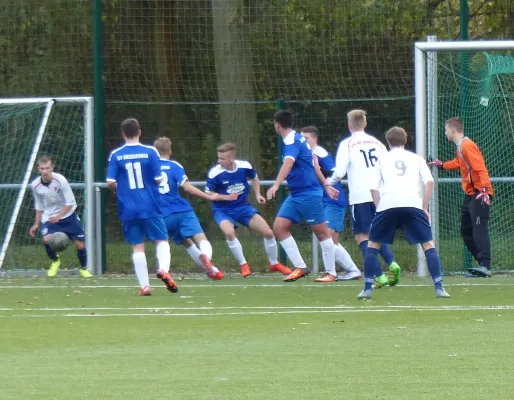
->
<box><xmin>49</xmin><ymin>177</ymin><xmax>74</xmax><ymax>223</ymax></box>
<box><xmin>369</xmin><ymin>161</ymin><xmax>383</xmax><ymax>207</ymax></box>
<box><xmin>182</xmin><ymin>180</ymin><xmax>220</xmax><ymax>201</ymax></box>
<box><xmin>266</xmin><ymin>158</ymin><xmax>294</xmax><ymax>200</ymax></box>
<box><xmin>419</xmin><ymin>157</ymin><xmax>435</xmax><ymax>221</ymax></box>
<box><xmin>29</xmin><ymin>192</ymin><xmax>43</xmax><ymax>237</ymax></box>
<box><xmin>106</xmin><ymin>152</ymin><xmax>118</xmax><ymax>190</ymax></box>
<box><xmin>312</xmin><ymin>155</ymin><xmax>338</xmax><ymax>200</ymax></box>
<box><xmin>463</xmin><ymin>142</ymin><xmax>493</xmax><ymax>205</ymax></box>
<box><xmin>150</xmin><ymin>148</ymin><xmax>164</xmax><ymax>184</ymax></box>
<box><xmin>205</xmin><ymin>177</ymin><xmax>238</xmax><ymax>201</ymax></box>
<box><xmin>328</xmin><ymin>140</ymin><xmax>349</xmax><ymax>186</ymax></box>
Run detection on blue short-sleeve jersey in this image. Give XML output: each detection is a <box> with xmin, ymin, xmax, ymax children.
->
<box><xmin>282</xmin><ymin>131</ymin><xmax>322</xmax><ymax>197</ymax></box>
<box><xmin>312</xmin><ymin>145</ymin><xmax>348</xmax><ymax>208</ymax></box>
<box><xmin>205</xmin><ymin>160</ymin><xmax>256</xmax><ymax>210</ymax></box>
<box><xmin>158</xmin><ymin>159</ymin><xmax>193</xmax><ymax>217</ymax></box>
<box><xmin>106</xmin><ymin>143</ymin><xmax>163</xmax><ymax>220</ymax></box>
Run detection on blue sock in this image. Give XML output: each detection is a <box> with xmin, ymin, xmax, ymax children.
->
<box><xmin>359</xmin><ymin>240</ymin><xmax>368</xmax><ymax>258</ymax></box>
<box><xmin>379</xmin><ymin>244</ymin><xmax>395</xmax><ymax>266</ymax></box>
<box><xmin>425</xmin><ymin>248</ymin><xmax>443</xmax><ymax>290</ymax></box>
<box><xmin>45</xmin><ymin>244</ymin><xmax>58</xmax><ymax>261</ymax></box>
<box><xmin>77</xmin><ymin>248</ymin><xmax>87</xmax><ymax>268</ymax></box>
<box><xmin>364</xmin><ymin>247</ymin><xmax>380</xmax><ymax>291</ymax></box>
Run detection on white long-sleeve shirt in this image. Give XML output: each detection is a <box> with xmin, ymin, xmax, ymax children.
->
<box><xmin>31</xmin><ymin>173</ymin><xmax>77</xmax><ymax>223</ymax></box>
<box><xmin>329</xmin><ymin>131</ymin><xmax>387</xmax><ymax>205</ymax></box>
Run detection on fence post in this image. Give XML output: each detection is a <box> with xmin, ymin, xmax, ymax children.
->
<box><xmin>275</xmin><ymin>99</ymin><xmax>287</xmax><ymax>265</ymax></box>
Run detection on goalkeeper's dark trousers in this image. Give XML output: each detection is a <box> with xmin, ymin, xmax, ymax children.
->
<box><xmin>460</xmin><ymin>192</ymin><xmax>491</xmax><ymax>268</ymax></box>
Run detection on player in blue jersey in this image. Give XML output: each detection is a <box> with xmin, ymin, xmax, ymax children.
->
<box><xmin>153</xmin><ymin>137</ymin><xmax>224</xmax><ymax>280</ymax></box>
<box><xmin>106</xmin><ymin>118</ymin><xmax>177</xmax><ymax>296</ymax></box>
<box><xmin>266</xmin><ymin>110</ymin><xmax>337</xmax><ymax>282</ymax></box>
<box><xmin>300</xmin><ymin>126</ymin><xmax>362</xmax><ymax>280</ymax></box>
<box><xmin>206</xmin><ymin>143</ymin><xmax>291</xmax><ymax>277</ymax></box>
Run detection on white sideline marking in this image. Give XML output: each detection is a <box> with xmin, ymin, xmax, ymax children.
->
<box><xmin>0</xmin><ymin>282</ymin><xmax>513</xmax><ymax>289</ymax></box>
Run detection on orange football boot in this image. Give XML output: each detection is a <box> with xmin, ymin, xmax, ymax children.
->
<box><xmin>269</xmin><ymin>262</ymin><xmax>292</xmax><ymax>275</ymax></box>
<box><xmin>284</xmin><ymin>268</ymin><xmax>308</xmax><ymax>282</ymax></box>
<box><xmin>241</xmin><ymin>263</ymin><xmax>252</xmax><ymax>277</ymax></box>
<box><xmin>314</xmin><ymin>273</ymin><xmax>337</xmax><ymax>282</ymax></box>
<box><xmin>156</xmin><ymin>269</ymin><xmax>179</xmax><ymax>293</ymax></box>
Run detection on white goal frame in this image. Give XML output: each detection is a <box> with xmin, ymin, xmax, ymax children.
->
<box><xmin>415</xmin><ymin>40</ymin><xmax>514</xmax><ymax>276</ymax></box>
<box><xmin>0</xmin><ymin>97</ymin><xmax>95</xmax><ymax>274</ymax></box>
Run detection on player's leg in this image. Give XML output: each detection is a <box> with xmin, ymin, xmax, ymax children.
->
<box><xmin>357</xmin><ymin>239</ymin><xmax>381</xmax><ymax>299</ymax></box>
<box><xmin>41</xmin><ymin>224</ymin><xmax>61</xmax><ymax>277</ymax></box>
<box><xmin>189</xmin><ymin>233</ymin><xmax>224</xmax><ymax>280</ymax></box>
<box><xmin>146</xmin><ymin>216</ymin><xmax>177</xmax><ymax>293</ymax></box>
<box><xmin>274</xmin><ymin>195</ymin><xmax>309</xmax><ymax>282</ymax></box>
<box><xmin>63</xmin><ymin>213</ymin><xmax>92</xmax><ymax>277</ymax></box>
<box><xmin>325</xmin><ymin>204</ymin><xmax>361</xmax><ymax>280</ymax></box>
<box><xmin>123</xmin><ymin>219</ymin><xmax>151</xmax><ymax>295</ymax></box>
<box><xmin>215</xmin><ymin>209</ymin><xmax>250</xmax><ymax>277</ymax></box>
<box><xmin>351</xmin><ymin>203</ymin><xmax>389</xmax><ymax>287</ymax></box>
<box><xmin>247</xmin><ymin>213</ymin><xmax>291</xmax><ymax>275</ymax></box>
<box><xmin>467</xmin><ymin>193</ymin><xmax>492</xmax><ymax>277</ymax></box>
<box><xmin>460</xmin><ymin>195</ymin><xmax>480</xmax><ymax>265</ymax></box>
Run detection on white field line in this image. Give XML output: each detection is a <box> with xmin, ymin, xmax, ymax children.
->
<box><xmin>0</xmin><ymin>282</ymin><xmax>513</xmax><ymax>289</ymax></box>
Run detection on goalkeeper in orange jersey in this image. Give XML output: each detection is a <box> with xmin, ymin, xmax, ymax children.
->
<box><xmin>428</xmin><ymin>117</ymin><xmax>493</xmax><ymax>277</ymax></box>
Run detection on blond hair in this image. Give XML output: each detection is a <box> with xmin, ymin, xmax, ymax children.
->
<box><xmin>217</xmin><ymin>143</ymin><xmax>237</xmax><ymax>154</ymax></box>
<box><xmin>38</xmin><ymin>155</ymin><xmax>54</xmax><ymax>165</ymax></box>
<box><xmin>347</xmin><ymin>109</ymin><xmax>367</xmax><ymax>130</ymax></box>
<box><xmin>385</xmin><ymin>126</ymin><xmax>408</xmax><ymax>147</ymax></box>
<box><xmin>154</xmin><ymin>136</ymin><xmax>172</xmax><ymax>156</ymax></box>
<box><xmin>445</xmin><ymin>117</ymin><xmax>464</xmax><ymax>133</ymax></box>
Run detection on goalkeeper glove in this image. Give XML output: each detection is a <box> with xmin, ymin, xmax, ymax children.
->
<box><xmin>476</xmin><ymin>188</ymin><xmax>491</xmax><ymax>206</ymax></box>
<box><xmin>427</xmin><ymin>159</ymin><xmax>444</xmax><ymax>170</ymax></box>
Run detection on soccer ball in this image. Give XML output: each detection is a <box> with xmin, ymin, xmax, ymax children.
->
<box><xmin>49</xmin><ymin>232</ymin><xmax>71</xmax><ymax>252</ymax></box>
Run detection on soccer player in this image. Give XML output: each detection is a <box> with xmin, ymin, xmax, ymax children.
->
<box><xmin>267</xmin><ymin>110</ymin><xmax>337</xmax><ymax>283</ymax></box>
<box><xmin>106</xmin><ymin>118</ymin><xmax>176</xmax><ymax>296</ymax></box>
<box><xmin>328</xmin><ymin>109</ymin><xmax>401</xmax><ymax>288</ymax></box>
<box><xmin>29</xmin><ymin>155</ymin><xmax>93</xmax><ymax>278</ymax></box>
<box><xmin>153</xmin><ymin>136</ymin><xmax>224</xmax><ymax>280</ymax></box>
<box><xmin>206</xmin><ymin>143</ymin><xmax>291</xmax><ymax>277</ymax></box>
<box><xmin>357</xmin><ymin>127</ymin><xmax>450</xmax><ymax>299</ymax></box>
<box><xmin>300</xmin><ymin>126</ymin><xmax>361</xmax><ymax>280</ymax></box>
<box><xmin>428</xmin><ymin>117</ymin><xmax>493</xmax><ymax>277</ymax></box>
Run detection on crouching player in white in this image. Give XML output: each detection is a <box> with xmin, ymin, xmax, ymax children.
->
<box><xmin>154</xmin><ymin>137</ymin><xmax>224</xmax><ymax>280</ymax></box>
<box><xmin>301</xmin><ymin>126</ymin><xmax>361</xmax><ymax>281</ymax></box>
<box><xmin>357</xmin><ymin>127</ymin><xmax>450</xmax><ymax>299</ymax></box>
<box><xmin>29</xmin><ymin>156</ymin><xmax>92</xmax><ymax>278</ymax></box>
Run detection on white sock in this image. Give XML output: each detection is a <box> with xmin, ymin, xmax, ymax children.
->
<box><xmin>198</xmin><ymin>240</ymin><xmax>213</xmax><ymax>259</ymax></box>
<box><xmin>319</xmin><ymin>238</ymin><xmax>336</xmax><ymax>276</ymax></box>
<box><xmin>155</xmin><ymin>241</ymin><xmax>171</xmax><ymax>273</ymax></box>
<box><xmin>264</xmin><ymin>237</ymin><xmax>278</xmax><ymax>265</ymax></box>
<box><xmin>132</xmin><ymin>252</ymin><xmax>149</xmax><ymax>288</ymax></box>
<box><xmin>335</xmin><ymin>243</ymin><xmax>360</xmax><ymax>272</ymax></box>
<box><xmin>185</xmin><ymin>244</ymin><xmax>204</xmax><ymax>268</ymax></box>
<box><xmin>227</xmin><ymin>238</ymin><xmax>247</xmax><ymax>265</ymax></box>
<box><xmin>279</xmin><ymin>236</ymin><xmax>307</xmax><ymax>269</ymax></box>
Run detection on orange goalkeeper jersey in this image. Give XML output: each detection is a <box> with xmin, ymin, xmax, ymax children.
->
<box><xmin>442</xmin><ymin>137</ymin><xmax>493</xmax><ymax>196</ymax></box>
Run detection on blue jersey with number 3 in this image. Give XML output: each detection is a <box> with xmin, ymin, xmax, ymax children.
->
<box><xmin>106</xmin><ymin>143</ymin><xmax>163</xmax><ymax>220</ymax></box>
<box><xmin>158</xmin><ymin>159</ymin><xmax>193</xmax><ymax>216</ymax></box>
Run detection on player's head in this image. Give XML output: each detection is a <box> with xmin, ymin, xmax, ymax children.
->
<box><xmin>37</xmin><ymin>155</ymin><xmax>54</xmax><ymax>181</ymax></box>
<box><xmin>300</xmin><ymin>126</ymin><xmax>319</xmax><ymax>148</ymax></box>
<box><xmin>444</xmin><ymin>117</ymin><xmax>464</xmax><ymax>142</ymax></box>
<box><xmin>154</xmin><ymin>137</ymin><xmax>172</xmax><ymax>159</ymax></box>
<box><xmin>217</xmin><ymin>143</ymin><xmax>237</xmax><ymax>169</ymax></box>
<box><xmin>385</xmin><ymin>126</ymin><xmax>408</xmax><ymax>148</ymax></box>
<box><xmin>121</xmin><ymin>118</ymin><xmax>141</xmax><ymax>141</ymax></box>
<box><xmin>347</xmin><ymin>109</ymin><xmax>367</xmax><ymax>133</ymax></box>
<box><xmin>274</xmin><ymin>110</ymin><xmax>294</xmax><ymax>135</ymax></box>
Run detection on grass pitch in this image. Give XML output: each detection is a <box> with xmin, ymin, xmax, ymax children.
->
<box><xmin>1</xmin><ymin>275</ymin><xmax>513</xmax><ymax>400</ymax></box>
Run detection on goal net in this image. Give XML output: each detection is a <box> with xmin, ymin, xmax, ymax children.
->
<box><xmin>417</xmin><ymin>41</ymin><xmax>514</xmax><ymax>273</ymax></box>
<box><xmin>0</xmin><ymin>97</ymin><xmax>94</xmax><ymax>274</ymax></box>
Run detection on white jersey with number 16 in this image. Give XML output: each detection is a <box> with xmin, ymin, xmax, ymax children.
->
<box><xmin>332</xmin><ymin>131</ymin><xmax>387</xmax><ymax>205</ymax></box>
<box><xmin>373</xmin><ymin>147</ymin><xmax>434</xmax><ymax>212</ymax></box>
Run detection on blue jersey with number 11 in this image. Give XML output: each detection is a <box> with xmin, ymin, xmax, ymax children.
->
<box><xmin>106</xmin><ymin>143</ymin><xmax>163</xmax><ymax>220</ymax></box>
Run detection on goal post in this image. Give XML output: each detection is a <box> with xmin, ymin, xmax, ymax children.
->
<box><xmin>0</xmin><ymin>97</ymin><xmax>95</xmax><ymax>275</ymax></box>
<box><xmin>415</xmin><ymin>40</ymin><xmax>514</xmax><ymax>276</ymax></box>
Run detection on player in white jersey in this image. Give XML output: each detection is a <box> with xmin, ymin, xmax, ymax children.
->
<box><xmin>29</xmin><ymin>155</ymin><xmax>92</xmax><ymax>278</ymax></box>
<box><xmin>357</xmin><ymin>127</ymin><xmax>450</xmax><ymax>299</ymax></box>
<box><xmin>328</xmin><ymin>109</ymin><xmax>401</xmax><ymax>288</ymax></box>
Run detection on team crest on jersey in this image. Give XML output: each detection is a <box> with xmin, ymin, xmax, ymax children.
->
<box><xmin>227</xmin><ymin>184</ymin><xmax>245</xmax><ymax>194</ymax></box>
<box><xmin>49</xmin><ymin>196</ymin><xmax>57</xmax><ymax>204</ymax></box>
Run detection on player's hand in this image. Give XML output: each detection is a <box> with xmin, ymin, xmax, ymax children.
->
<box><xmin>325</xmin><ymin>177</ymin><xmax>332</xmax><ymax>186</ymax></box>
<box><xmin>225</xmin><ymin>193</ymin><xmax>239</xmax><ymax>201</ymax></box>
<box><xmin>29</xmin><ymin>225</ymin><xmax>39</xmax><ymax>238</ymax></box>
<box><xmin>256</xmin><ymin>194</ymin><xmax>266</xmax><ymax>204</ymax></box>
<box><xmin>476</xmin><ymin>188</ymin><xmax>491</xmax><ymax>206</ymax></box>
<box><xmin>48</xmin><ymin>216</ymin><xmax>61</xmax><ymax>224</ymax></box>
<box><xmin>325</xmin><ymin>185</ymin><xmax>339</xmax><ymax>200</ymax></box>
<box><xmin>423</xmin><ymin>209</ymin><xmax>431</xmax><ymax>225</ymax></box>
<box><xmin>266</xmin><ymin>185</ymin><xmax>279</xmax><ymax>200</ymax></box>
<box><xmin>428</xmin><ymin>159</ymin><xmax>444</xmax><ymax>170</ymax></box>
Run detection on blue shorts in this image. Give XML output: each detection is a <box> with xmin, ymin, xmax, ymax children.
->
<box><xmin>277</xmin><ymin>194</ymin><xmax>326</xmax><ymax>225</ymax></box>
<box><xmin>350</xmin><ymin>202</ymin><xmax>376</xmax><ymax>234</ymax></box>
<box><xmin>40</xmin><ymin>212</ymin><xmax>85</xmax><ymax>241</ymax></box>
<box><xmin>324</xmin><ymin>203</ymin><xmax>346</xmax><ymax>233</ymax></box>
<box><xmin>369</xmin><ymin>207</ymin><xmax>433</xmax><ymax>245</ymax></box>
<box><xmin>213</xmin><ymin>205</ymin><xmax>259</xmax><ymax>228</ymax></box>
<box><xmin>164</xmin><ymin>211</ymin><xmax>204</xmax><ymax>245</ymax></box>
<box><xmin>122</xmin><ymin>216</ymin><xmax>168</xmax><ymax>245</ymax></box>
